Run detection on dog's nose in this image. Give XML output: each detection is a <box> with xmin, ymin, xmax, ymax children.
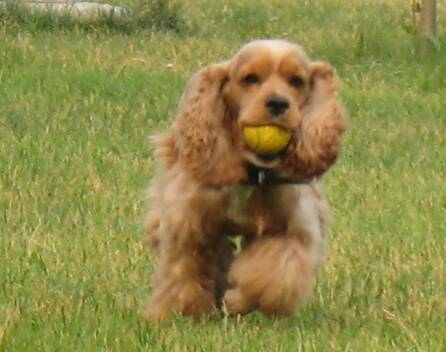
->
<box><xmin>265</xmin><ymin>95</ymin><xmax>290</xmax><ymax>116</ymax></box>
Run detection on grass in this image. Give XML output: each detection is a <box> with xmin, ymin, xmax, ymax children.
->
<box><xmin>0</xmin><ymin>0</ymin><xmax>187</xmax><ymax>33</ymax></box>
<box><xmin>1</xmin><ymin>0</ymin><xmax>445</xmax><ymax>350</ymax></box>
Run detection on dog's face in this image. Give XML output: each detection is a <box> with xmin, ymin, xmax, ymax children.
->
<box><xmin>222</xmin><ymin>40</ymin><xmax>313</xmax><ymax>167</ymax></box>
<box><xmin>171</xmin><ymin>39</ymin><xmax>346</xmax><ymax>186</ymax></box>
<box><xmin>224</xmin><ymin>40</ymin><xmax>311</xmax><ymax>133</ymax></box>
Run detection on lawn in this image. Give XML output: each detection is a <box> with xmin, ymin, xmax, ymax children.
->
<box><xmin>1</xmin><ymin>0</ymin><xmax>445</xmax><ymax>351</ymax></box>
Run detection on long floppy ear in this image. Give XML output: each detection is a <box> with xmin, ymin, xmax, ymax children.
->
<box><xmin>170</xmin><ymin>63</ymin><xmax>246</xmax><ymax>187</ymax></box>
<box><xmin>283</xmin><ymin>62</ymin><xmax>347</xmax><ymax>180</ymax></box>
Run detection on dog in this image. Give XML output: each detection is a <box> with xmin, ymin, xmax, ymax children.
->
<box><xmin>143</xmin><ymin>39</ymin><xmax>347</xmax><ymax>320</ymax></box>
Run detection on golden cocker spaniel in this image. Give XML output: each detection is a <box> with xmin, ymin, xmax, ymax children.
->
<box><xmin>144</xmin><ymin>40</ymin><xmax>347</xmax><ymax>320</ymax></box>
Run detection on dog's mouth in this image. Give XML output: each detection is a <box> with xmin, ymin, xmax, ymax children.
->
<box><xmin>244</xmin><ymin>149</ymin><xmax>282</xmax><ymax>169</ymax></box>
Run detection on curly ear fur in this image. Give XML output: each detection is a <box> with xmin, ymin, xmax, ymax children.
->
<box><xmin>283</xmin><ymin>62</ymin><xmax>347</xmax><ymax>179</ymax></box>
<box><xmin>159</xmin><ymin>63</ymin><xmax>246</xmax><ymax>187</ymax></box>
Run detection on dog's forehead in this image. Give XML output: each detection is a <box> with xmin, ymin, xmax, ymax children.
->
<box><xmin>231</xmin><ymin>40</ymin><xmax>309</xmax><ymax>73</ymax></box>
<box><xmin>241</xmin><ymin>40</ymin><xmax>300</xmax><ymax>54</ymax></box>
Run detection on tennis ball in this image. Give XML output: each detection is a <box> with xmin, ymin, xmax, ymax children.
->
<box><xmin>243</xmin><ymin>125</ymin><xmax>292</xmax><ymax>155</ymax></box>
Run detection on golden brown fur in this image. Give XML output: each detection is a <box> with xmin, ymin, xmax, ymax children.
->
<box><xmin>143</xmin><ymin>40</ymin><xmax>347</xmax><ymax>320</ymax></box>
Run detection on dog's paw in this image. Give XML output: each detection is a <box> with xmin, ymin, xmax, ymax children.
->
<box><xmin>222</xmin><ymin>288</ymin><xmax>253</xmax><ymax>315</ymax></box>
<box><xmin>144</xmin><ymin>281</ymin><xmax>215</xmax><ymax>321</ymax></box>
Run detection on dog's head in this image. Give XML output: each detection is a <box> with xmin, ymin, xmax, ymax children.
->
<box><xmin>224</xmin><ymin>40</ymin><xmax>310</xmax><ymax>128</ymax></box>
<box><xmin>155</xmin><ymin>40</ymin><xmax>347</xmax><ymax>187</ymax></box>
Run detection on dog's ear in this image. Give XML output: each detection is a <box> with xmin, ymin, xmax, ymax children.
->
<box><xmin>283</xmin><ymin>62</ymin><xmax>347</xmax><ymax>180</ymax></box>
<box><xmin>170</xmin><ymin>62</ymin><xmax>245</xmax><ymax>187</ymax></box>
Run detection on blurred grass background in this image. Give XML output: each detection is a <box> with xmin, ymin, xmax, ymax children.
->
<box><xmin>0</xmin><ymin>0</ymin><xmax>445</xmax><ymax>351</ymax></box>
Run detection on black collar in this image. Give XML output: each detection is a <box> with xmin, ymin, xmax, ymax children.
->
<box><xmin>242</xmin><ymin>163</ymin><xmax>313</xmax><ymax>186</ymax></box>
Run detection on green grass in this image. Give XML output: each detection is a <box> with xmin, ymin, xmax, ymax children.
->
<box><xmin>1</xmin><ymin>0</ymin><xmax>445</xmax><ymax>350</ymax></box>
<box><xmin>0</xmin><ymin>0</ymin><xmax>187</xmax><ymax>33</ymax></box>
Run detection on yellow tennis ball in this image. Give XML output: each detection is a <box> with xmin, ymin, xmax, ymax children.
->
<box><xmin>243</xmin><ymin>125</ymin><xmax>292</xmax><ymax>155</ymax></box>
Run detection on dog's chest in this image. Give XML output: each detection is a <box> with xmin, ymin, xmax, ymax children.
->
<box><xmin>226</xmin><ymin>184</ymin><xmax>255</xmax><ymax>225</ymax></box>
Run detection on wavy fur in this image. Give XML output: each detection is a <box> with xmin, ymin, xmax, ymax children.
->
<box><xmin>143</xmin><ymin>40</ymin><xmax>346</xmax><ymax>320</ymax></box>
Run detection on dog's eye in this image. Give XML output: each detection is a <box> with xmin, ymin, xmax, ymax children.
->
<box><xmin>242</xmin><ymin>74</ymin><xmax>260</xmax><ymax>85</ymax></box>
<box><xmin>289</xmin><ymin>75</ymin><xmax>305</xmax><ymax>88</ymax></box>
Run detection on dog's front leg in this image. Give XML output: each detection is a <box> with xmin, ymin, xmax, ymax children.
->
<box><xmin>223</xmin><ymin>184</ymin><xmax>328</xmax><ymax>316</ymax></box>
<box><xmin>144</xmin><ymin>243</ymin><xmax>216</xmax><ymax>321</ymax></box>
<box><xmin>144</xmin><ymin>174</ymin><xmax>228</xmax><ymax>321</ymax></box>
